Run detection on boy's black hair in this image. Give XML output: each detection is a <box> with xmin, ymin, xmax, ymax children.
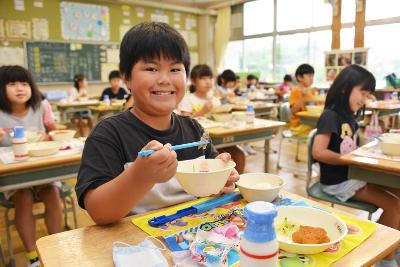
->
<box><xmin>283</xmin><ymin>74</ymin><xmax>292</xmax><ymax>82</ymax></box>
<box><xmin>119</xmin><ymin>22</ymin><xmax>190</xmax><ymax>80</ymax></box>
<box><xmin>73</xmin><ymin>74</ymin><xmax>86</xmax><ymax>90</ymax></box>
<box><xmin>0</xmin><ymin>65</ymin><xmax>42</xmax><ymax>113</ymax></box>
<box><xmin>247</xmin><ymin>74</ymin><xmax>257</xmax><ymax>81</ymax></box>
<box><xmin>325</xmin><ymin>64</ymin><xmax>376</xmax><ymax>117</ymax></box>
<box><xmin>108</xmin><ymin>70</ymin><xmax>121</xmax><ymax>81</ymax></box>
<box><xmin>189</xmin><ymin>64</ymin><xmax>213</xmax><ymax>93</ymax></box>
<box><xmin>217</xmin><ymin>69</ymin><xmax>236</xmax><ymax>86</ymax></box>
<box><xmin>295</xmin><ymin>64</ymin><xmax>314</xmax><ymax>81</ymax></box>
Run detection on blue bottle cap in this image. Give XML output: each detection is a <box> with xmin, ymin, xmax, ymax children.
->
<box><xmin>243</xmin><ymin>201</ymin><xmax>277</xmax><ymax>243</ymax></box>
<box><xmin>246</xmin><ymin>104</ymin><xmax>254</xmax><ymax>112</ymax></box>
<box><xmin>13</xmin><ymin>126</ymin><xmax>25</xmax><ymax>139</ymax></box>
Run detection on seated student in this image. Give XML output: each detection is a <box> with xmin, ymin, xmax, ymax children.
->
<box><xmin>216</xmin><ymin>69</ymin><xmax>236</xmax><ymax>103</ymax></box>
<box><xmin>100</xmin><ymin>70</ymin><xmax>127</xmax><ymax>101</ymax></box>
<box><xmin>289</xmin><ymin>64</ymin><xmax>317</xmax><ymax>137</ymax></box>
<box><xmin>276</xmin><ymin>74</ymin><xmax>293</xmax><ymax>101</ymax></box>
<box><xmin>75</xmin><ymin>22</ymin><xmax>239</xmax><ymax>225</ymax></box>
<box><xmin>180</xmin><ymin>64</ymin><xmax>245</xmax><ymax>174</ymax></box>
<box><xmin>313</xmin><ymin>65</ymin><xmax>400</xmax><ymax>267</ymax></box>
<box><xmin>0</xmin><ymin>65</ymin><xmax>62</xmax><ymax>267</ymax></box>
<box><xmin>70</xmin><ymin>74</ymin><xmax>93</xmax><ymax>137</ymax></box>
<box><xmin>246</xmin><ymin>74</ymin><xmax>258</xmax><ymax>90</ymax></box>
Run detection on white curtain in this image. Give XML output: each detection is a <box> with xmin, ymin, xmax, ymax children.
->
<box><xmin>214</xmin><ymin>6</ymin><xmax>231</xmax><ymax>73</ymax></box>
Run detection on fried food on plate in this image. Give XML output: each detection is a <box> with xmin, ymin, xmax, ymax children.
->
<box><xmin>292</xmin><ymin>225</ymin><xmax>330</xmax><ymax>244</ymax></box>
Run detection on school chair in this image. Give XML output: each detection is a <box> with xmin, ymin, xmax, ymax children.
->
<box><xmin>306</xmin><ymin>129</ymin><xmax>378</xmax><ymax>220</ymax></box>
<box><xmin>276</xmin><ymin>102</ymin><xmax>308</xmax><ymax>171</ymax></box>
<box><xmin>0</xmin><ymin>182</ymin><xmax>78</xmax><ymax>267</ymax></box>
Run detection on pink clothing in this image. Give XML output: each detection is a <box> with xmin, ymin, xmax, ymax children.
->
<box><xmin>277</xmin><ymin>83</ymin><xmax>291</xmax><ymax>94</ymax></box>
<box><xmin>42</xmin><ymin>99</ymin><xmax>55</xmax><ymax>127</ymax></box>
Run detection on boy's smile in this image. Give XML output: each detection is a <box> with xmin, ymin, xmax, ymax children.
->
<box><xmin>125</xmin><ymin>57</ymin><xmax>186</xmax><ymax>119</ymax></box>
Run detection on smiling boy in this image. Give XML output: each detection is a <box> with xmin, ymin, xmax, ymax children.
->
<box><xmin>75</xmin><ymin>22</ymin><xmax>239</xmax><ymax>225</ymax></box>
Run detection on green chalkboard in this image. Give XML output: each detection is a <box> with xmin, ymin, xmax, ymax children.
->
<box><xmin>25</xmin><ymin>41</ymin><xmax>119</xmax><ymax>83</ymax></box>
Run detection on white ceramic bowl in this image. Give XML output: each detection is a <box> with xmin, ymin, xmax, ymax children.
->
<box><xmin>236</xmin><ymin>173</ymin><xmax>284</xmax><ymax>202</ymax></box>
<box><xmin>175</xmin><ymin>159</ymin><xmax>236</xmax><ymax>197</ymax></box>
<box><xmin>49</xmin><ymin>130</ymin><xmax>76</xmax><ymax>141</ymax></box>
<box><xmin>275</xmin><ymin>206</ymin><xmax>348</xmax><ymax>254</ymax></box>
<box><xmin>379</xmin><ymin>133</ymin><xmax>400</xmax><ymax>156</ymax></box>
<box><xmin>25</xmin><ymin>131</ymin><xmax>42</xmax><ymax>143</ymax></box>
<box><xmin>211</xmin><ymin>104</ymin><xmax>233</xmax><ymax>114</ymax></box>
<box><xmin>28</xmin><ymin>141</ymin><xmax>61</xmax><ymax>157</ymax></box>
<box><xmin>212</xmin><ymin>113</ymin><xmax>232</xmax><ymax>122</ymax></box>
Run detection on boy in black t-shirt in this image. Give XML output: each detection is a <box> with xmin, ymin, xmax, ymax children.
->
<box><xmin>76</xmin><ymin>22</ymin><xmax>239</xmax><ymax>225</ymax></box>
<box><xmin>100</xmin><ymin>70</ymin><xmax>127</xmax><ymax>100</ymax></box>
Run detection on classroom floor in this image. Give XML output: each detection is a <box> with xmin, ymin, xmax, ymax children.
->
<box><xmin>0</xmin><ymin>136</ymin><xmax>381</xmax><ymax>267</ymax></box>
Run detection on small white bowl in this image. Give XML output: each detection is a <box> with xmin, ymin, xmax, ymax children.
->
<box><xmin>212</xmin><ymin>113</ymin><xmax>232</xmax><ymax>122</ymax></box>
<box><xmin>275</xmin><ymin>206</ymin><xmax>348</xmax><ymax>254</ymax></box>
<box><xmin>28</xmin><ymin>141</ymin><xmax>61</xmax><ymax>157</ymax></box>
<box><xmin>305</xmin><ymin>105</ymin><xmax>323</xmax><ymax>114</ymax></box>
<box><xmin>211</xmin><ymin>104</ymin><xmax>233</xmax><ymax>114</ymax></box>
<box><xmin>25</xmin><ymin>131</ymin><xmax>42</xmax><ymax>143</ymax></box>
<box><xmin>236</xmin><ymin>173</ymin><xmax>284</xmax><ymax>202</ymax></box>
<box><xmin>49</xmin><ymin>130</ymin><xmax>76</xmax><ymax>141</ymax></box>
<box><xmin>379</xmin><ymin>133</ymin><xmax>400</xmax><ymax>156</ymax></box>
<box><xmin>175</xmin><ymin>159</ymin><xmax>236</xmax><ymax>197</ymax></box>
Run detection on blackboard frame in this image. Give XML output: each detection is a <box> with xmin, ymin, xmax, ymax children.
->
<box><xmin>24</xmin><ymin>40</ymin><xmax>120</xmax><ymax>85</ymax></box>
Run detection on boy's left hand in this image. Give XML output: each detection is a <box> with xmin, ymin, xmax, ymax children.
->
<box><xmin>216</xmin><ymin>153</ymin><xmax>240</xmax><ymax>194</ymax></box>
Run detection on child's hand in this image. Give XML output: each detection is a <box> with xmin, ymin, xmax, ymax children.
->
<box><xmin>39</xmin><ymin>133</ymin><xmax>51</xmax><ymax>141</ymax></box>
<box><xmin>201</xmin><ymin>101</ymin><xmax>213</xmax><ymax>113</ymax></box>
<box><xmin>216</xmin><ymin>153</ymin><xmax>240</xmax><ymax>194</ymax></box>
<box><xmin>133</xmin><ymin>140</ymin><xmax>178</xmax><ymax>184</ymax></box>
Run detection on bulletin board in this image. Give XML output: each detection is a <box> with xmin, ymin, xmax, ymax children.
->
<box><xmin>325</xmin><ymin>48</ymin><xmax>368</xmax><ymax>81</ymax></box>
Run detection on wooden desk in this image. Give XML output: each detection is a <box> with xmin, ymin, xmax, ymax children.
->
<box><xmin>207</xmin><ymin>119</ymin><xmax>285</xmax><ymax>172</ymax></box>
<box><xmin>90</xmin><ymin>105</ymin><xmax>124</xmax><ymax>123</ymax></box>
<box><xmin>341</xmin><ymin>145</ymin><xmax>400</xmax><ymax>189</ymax></box>
<box><xmin>232</xmin><ymin>102</ymin><xmax>279</xmax><ymax>117</ymax></box>
<box><xmin>56</xmin><ymin>101</ymin><xmax>100</xmax><ymax>123</ymax></box>
<box><xmin>0</xmin><ymin>154</ymin><xmax>81</xmax><ymax>192</ymax></box>
<box><xmin>366</xmin><ymin>102</ymin><xmax>400</xmax><ymax>117</ymax></box>
<box><xmin>297</xmin><ymin>111</ymin><xmax>321</xmax><ymax>127</ymax></box>
<box><xmin>36</xmin><ymin>190</ymin><xmax>400</xmax><ymax>267</ymax></box>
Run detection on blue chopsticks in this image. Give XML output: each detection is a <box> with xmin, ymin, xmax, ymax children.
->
<box><xmin>137</xmin><ymin>141</ymin><xmax>209</xmax><ymax>157</ymax></box>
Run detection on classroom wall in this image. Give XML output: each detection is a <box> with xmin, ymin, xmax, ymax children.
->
<box><xmin>0</xmin><ymin>0</ymin><xmax>201</xmax><ymax>96</ymax></box>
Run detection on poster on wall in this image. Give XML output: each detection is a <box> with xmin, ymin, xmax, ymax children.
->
<box><xmin>5</xmin><ymin>20</ymin><xmax>31</xmax><ymax>39</ymax></box>
<box><xmin>60</xmin><ymin>1</ymin><xmax>110</xmax><ymax>41</ymax></box>
<box><xmin>32</xmin><ymin>18</ymin><xmax>49</xmax><ymax>40</ymax></box>
<box><xmin>0</xmin><ymin>47</ymin><xmax>24</xmax><ymax>66</ymax></box>
<box><xmin>324</xmin><ymin>48</ymin><xmax>368</xmax><ymax>81</ymax></box>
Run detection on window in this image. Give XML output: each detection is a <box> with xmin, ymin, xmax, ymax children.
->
<box><xmin>341</xmin><ymin>0</ymin><xmax>355</xmax><ymax>23</ymax></box>
<box><xmin>277</xmin><ymin>0</ymin><xmax>312</xmax><ymax>31</ymax></box>
<box><xmin>223</xmin><ymin>41</ymin><xmax>243</xmax><ymax>72</ymax></box>
<box><xmin>243</xmin><ymin>0</ymin><xmax>274</xmax><ymax>36</ymax></box>
<box><xmin>366</xmin><ymin>0</ymin><xmax>400</xmax><ymax>20</ymax></box>
<box><xmin>309</xmin><ymin>30</ymin><xmax>332</xmax><ymax>82</ymax></box>
<box><xmin>365</xmin><ymin>23</ymin><xmax>400</xmax><ymax>83</ymax></box>
<box><xmin>243</xmin><ymin>37</ymin><xmax>273</xmax><ymax>81</ymax></box>
<box><xmin>340</xmin><ymin>27</ymin><xmax>354</xmax><ymax>50</ymax></box>
<box><xmin>312</xmin><ymin>0</ymin><xmax>332</xmax><ymax>27</ymax></box>
<box><xmin>276</xmin><ymin>33</ymin><xmax>309</xmax><ymax>79</ymax></box>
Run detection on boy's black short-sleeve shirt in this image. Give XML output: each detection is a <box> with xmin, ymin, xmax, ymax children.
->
<box><xmin>316</xmin><ymin>109</ymin><xmax>358</xmax><ymax>185</ymax></box>
<box><xmin>75</xmin><ymin>110</ymin><xmax>218</xmax><ymax>211</ymax></box>
<box><xmin>100</xmin><ymin>87</ymin><xmax>126</xmax><ymax>100</ymax></box>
